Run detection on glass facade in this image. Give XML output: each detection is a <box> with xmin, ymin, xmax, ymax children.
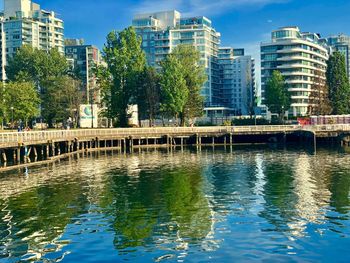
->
<box><xmin>132</xmin><ymin>11</ymin><xmax>221</xmax><ymax>106</ymax></box>
<box><xmin>327</xmin><ymin>34</ymin><xmax>350</xmax><ymax>80</ymax></box>
<box><xmin>65</xmin><ymin>43</ymin><xmax>101</xmax><ymax>103</ymax></box>
<box><xmin>272</xmin><ymin>29</ymin><xmax>301</xmax><ymax>39</ymax></box>
<box><xmin>0</xmin><ymin>0</ymin><xmax>64</xmax><ymax>80</ymax></box>
<box><xmin>218</xmin><ymin>48</ymin><xmax>255</xmax><ymax>115</ymax></box>
<box><xmin>261</xmin><ymin>27</ymin><xmax>329</xmax><ymax>117</ymax></box>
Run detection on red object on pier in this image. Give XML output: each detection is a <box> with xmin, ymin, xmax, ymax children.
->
<box><xmin>297</xmin><ymin>118</ymin><xmax>311</xmax><ymax>126</ymax></box>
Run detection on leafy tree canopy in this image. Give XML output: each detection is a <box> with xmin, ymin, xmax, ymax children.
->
<box><xmin>0</xmin><ymin>81</ymin><xmax>40</xmax><ymax>126</ymax></box>
<box><xmin>265</xmin><ymin>71</ymin><xmax>291</xmax><ymax>120</ymax></box>
<box><xmin>326</xmin><ymin>51</ymin><xmax>350</xmax><ymax>114</ymax></box>
<box><xmin>171</xmin><ymin>45</ymin><xmax>206</xmax><ymax>124</ymax></box>
<box><xmin>100</xmin><ymin>27</ymin><xmax>146</xmax><ymax>127</ymax></box>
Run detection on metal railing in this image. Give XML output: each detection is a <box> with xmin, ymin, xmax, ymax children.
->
<box><xmin>0</xmin><ymin>124</ymin><xmax>349</xmax><ymax>146</ymax></box>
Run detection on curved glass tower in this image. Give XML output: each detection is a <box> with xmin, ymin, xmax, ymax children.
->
<box><xmin>261</xmin><ymin>27</ymin><xmax>329</xmax><ymax>116</ymax></box>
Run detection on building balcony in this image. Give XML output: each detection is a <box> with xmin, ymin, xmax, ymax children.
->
<box><xmin>288</xmin><ymin>87</ymin><xmax>312</xmax><ymax>92</ymax></box>
<box><xmin>276</xmin><ymin>48</ymin><xmax>328</xmax><ymax>60</ymax></box>
<box><xmin>277</xmin><ymin>63</ymin><xmax>324</xmax><ymax>71</ymax></box>
<box><xmin>291</xmin><ymin>103</ymin><xmax>310</xmax><ymax>107</ymax></box>
<box><xmin>281</xmin><ymin>71</ymin><xmax>314</xmax><ymax>77</ymax></box>
<box><xmin>291</xmin><ymin>95</ymin><xmax>310</xmax><ymax>100</ymax></box>
<box><xmin>276</xmin><ymin>56</ymin><xmax>327</xmax><ymax>67</ymax></box>
<box><xmin>286</xmin><ymin>80</ymin><xmax>313</xmax><ymax>85</ymax></box>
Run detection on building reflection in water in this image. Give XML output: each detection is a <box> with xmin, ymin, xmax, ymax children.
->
<box><xmin>0</xmin><ymin>148</ymin><xmax>349</xmax><ymax>262</ymax></box>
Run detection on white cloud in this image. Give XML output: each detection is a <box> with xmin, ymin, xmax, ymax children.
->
<box><xmin>133</xmin><ymin>0</ymin><xmax>289</xmax><ymax>16</ymax></box>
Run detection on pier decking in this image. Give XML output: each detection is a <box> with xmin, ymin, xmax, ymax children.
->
<box><xmin>0</xmin><ymin>124</ymin><xmax>349</xmax><ymax>170</ymax></box>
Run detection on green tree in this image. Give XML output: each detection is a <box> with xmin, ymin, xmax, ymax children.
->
<box><xmin>101</xmin><ymin>27</ymin><xmax>146</xmax><ymax>127</ymax></box>
<box><xmin>0</xmin><ymin>85</ymin><xmax>6</xmax><ymax>127</ymax></box>
<box><xmin>246</xmin><ymin>68</ymin><xmax>256</xmax><ymax>118</ymax></box>
<box><xmin>137</xmin><ymin>66</ymin><xmax>161</xmax><ymax>127</ymax></box>
<box><xmin>160</xmin><ymin>54</ymin><xmax>188</xmax><ymax>123</ymax></box>
<box><xmin>41</xmin><ymin>76</ymin><xmax>83</xmax><ymax>127</ymax></box>
<box><xmin>94</xmin><ymin>65</ymin><xmax>113</xmax><ymax>119</ymax></box>
<box><xmin>265</xmin><ymin>71</ymin><xmax>291</xmax><ymax>121</ymax></box>
<box><xmin>308</xmin><ymin>69</ymin><xmax>332</xmax><ymax>116</ymax></box>
<box><xmin>1</xmin><ymin>82</ymin><xmax>40</xmax><ymax>126</ymax></box>
<box><xmin>6</xmin><ymin>45</ymin><xmax>71</xmax><ymax>126</ymax></box>
<box><xmin>6</xmin><ymin>46</ymin><xmax>68</xmax><ymax>85</ymax></box>
<box><xmin>326</xmin><ymin>51</ymin><xmax>350</xmax><ymax>114</ymax></box>
<box><xmin>171</xmin><ymin>45</ymin><xmax>206</xmax><ymax>125</ymax></box>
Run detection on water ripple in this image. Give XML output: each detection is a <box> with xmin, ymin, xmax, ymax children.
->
<box><xmin>0</xmin><ymin>148</ymin><xmax>349</xmax><ymax>262</ymax></box>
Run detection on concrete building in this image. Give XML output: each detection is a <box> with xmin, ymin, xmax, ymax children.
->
<box><xmin>261</xmin><ymin>27</ymin><xmax>329</xmax><ymax>116</ymax></box>
<box><xmin>65</xmin><ymin>39</ymin><xmax>102</xmax><ymax>103</ymax></box>
<box><xmin>132</xmin><ymin>10</ymin><xmax>221</xmax><ymax>107</ymax></box>
<box><xmin>0</xmin><ymin>0</ymin><xmax>64</xmax><ymax>80</ymax></box>
<box><xmin>327</xmin><ymin>34</ymin><xmax>350</xmax><ymax>80</ymax></box>
<box><xmin>218</xmin><ymin>48</ymin><xmax>255</xmax><ymax>116</ymax></box>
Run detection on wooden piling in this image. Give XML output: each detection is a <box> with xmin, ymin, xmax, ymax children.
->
<box><xmin>33</xmin><ymin>147</ymin><xmax>38</xmax><ymax>158</ymax></box>
<box><xmin>17</xmin><ymin>147</ymin><xmax>21</xmax><ymax>163</ymax></box>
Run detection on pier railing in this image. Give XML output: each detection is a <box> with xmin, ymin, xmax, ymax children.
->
<box><xmin>0</xmin><ymin>124</ymin><xmax>350</xmax><ymax>146</ymax></box>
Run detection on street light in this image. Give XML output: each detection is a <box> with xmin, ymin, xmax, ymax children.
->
<box><xmin>10</xmin><ymin>106</ymin><xmax>14</xmax><ymax>129</ymax></box>
<box><xmin>89</xmin><ymin>88</ymin><xmax>94</xmax><ymax>129</ymax></box>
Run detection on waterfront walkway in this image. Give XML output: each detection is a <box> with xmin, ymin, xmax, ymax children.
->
<box><xmin>0</xmin><ymin>124</ymin><xmax>350</xmax><ymax>148</ymax></box>
<box><xmin>0</xmin><ymin>124</ymin><xmax>349</xmax><ymax>170</ymax></box>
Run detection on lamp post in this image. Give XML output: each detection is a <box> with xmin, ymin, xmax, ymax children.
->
<box><xmin>89</xmin><ymin>88</ymin><xmax>94</xmax><ymax>129</ymax></box>
<box><xmin>10</xmin><ymin>106</ymin><xmax>14</xmax><ymax>129</ymax></box>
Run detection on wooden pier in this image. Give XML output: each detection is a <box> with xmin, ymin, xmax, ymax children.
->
<box><xmin>0</xmin><ymin>124</ymin><xmax>349</xmax><ymax>170</ymax></box>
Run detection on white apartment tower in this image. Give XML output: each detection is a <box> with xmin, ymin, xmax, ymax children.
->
<box><xmin>0</xmin><ymin>0</ymin><xmax>64</xmax><ymax>80</ymax></box>
<box><xmin>218</xmin><ymin>48</ymin><xmax>255</xmax><ymax>116</ymax></box>
<box><xmin>261</xmin><ymin>27</ymin><xmax>329</xmax><ymax>116</ymax></box>
<box><xmin>132</xmin><ymin>10</ymin><xmax>221</xmax><ymax>107</ymax></box>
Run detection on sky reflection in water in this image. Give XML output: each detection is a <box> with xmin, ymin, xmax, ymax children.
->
<box><xmin>0</xmin><ymin>147</ymin><xmax>349</xmax><ymax>262</ymax></box>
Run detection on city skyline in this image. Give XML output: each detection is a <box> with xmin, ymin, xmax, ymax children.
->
<box><xmin>1</xmin><ymin>0</ymin><xmax>348</xmax><ymax>56</ymax></box>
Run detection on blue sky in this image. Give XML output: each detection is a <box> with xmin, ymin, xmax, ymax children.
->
<box><xmin>3</xmin><ymin>0</ymin><xmax>348</xmax><ymax>51</ymax></box>
<box><xmin>1</xmin><ymin>0</ymin><xmax>349</xmax><ymax>75</ymax></box>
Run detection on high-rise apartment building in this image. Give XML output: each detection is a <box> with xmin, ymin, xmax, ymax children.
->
<box><xmin>65</xmin><ymin>39</ymin><xmax>102</xmax><ymax>103</ymax></box>
<box><xmin>327</xmin><ymin>34</ymin><xmax>350</xmax><ymax>80</ymax></box>
<box><xmin>0</xmin><ymin>0</ymin><xmax>64</xmax><ymax>80</ymax></box>
<box><xmin>132</xmin><ymin>10</ymin><xmax>221</xmax><ymax>106</ymax></box>
<box><xmin>261</xmin><ymin>27</ymin><xmax>329</xmax><ymax>116</ymax></box>
<box><xmin>218</xmin><ymin>48</ymin><xmax>255</xmax><ymax>115</ymax></box>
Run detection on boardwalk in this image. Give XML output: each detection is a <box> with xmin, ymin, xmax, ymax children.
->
<box><xmin>0</xmin><ymin>124</ymin><xmax>350</xmax><ymax>148</ymax></box>
<box><xmin>0</xmin><ymin>124</ymin><xmax>349</xmax><ymax>171</ymax></box>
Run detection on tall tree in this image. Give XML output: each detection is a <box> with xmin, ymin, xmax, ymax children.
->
<box><xmin>6</xmin><ymin>45</ymin><xmax>71</xmax><ymax>125</ymax></box>
<box><xmin>265</xmin><ymin>71</ymin><xmax>291</xmax><ymax>121</ymax></box>
<box><xmin>41</xmin><ymin>76</ymin><xmax>83</xmax><ymax>127</ymax></box>
<box><xmin>160</xmin><ymin>54</ymin><xmax>188</xmax><ymax>123</ymax></box>
<box><xmin>246</xmin><ymin>67</ymin><xmax>255</xmax><ymax>118</ymax></box>
<box><xmin>171</xmin><ymin>45</ymin><xmax>206</xmax><ymax>126</ymax></box>
<box><xmin>101</xmin><ymin>27</ymin><xmax>146</xmax><ymax>127</ymax></box>
<box><xmin>94</xmin><ymin>65</ymin><xmax>113</xmax><ymax>119</ymax></box>
<box><xmin>308</xmin><ymin>69</ymin><xmax>332</xmax><ymax>116</ymax></box>
<box><xmin>137</xmin><ymin>67</ymin><xmax>161</xmax><ymax>127</ymax></box>
<box><xmin>6</xmin><ymin>46</ymin><xmax>68</xmax><ymax>85</ymax></box>
<box><xmin>0</xmin><ymin>85</ymin><xmax>6</xmax><ymax>127</ymax></box>
<box><xmin>326</xmin><ymin>51</ymin><xmax>350</xmax><ymax>114</ymax></box>
<box><xmin>1</xmin><ymin>82</ymin><xmax>40</xmax><ymax>126</ymax></box>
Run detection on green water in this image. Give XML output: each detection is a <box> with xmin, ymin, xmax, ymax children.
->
<box><xmin>0</xmin><ymin>146</ymin><xmax>349</xmax><ymax>262</ymax></box>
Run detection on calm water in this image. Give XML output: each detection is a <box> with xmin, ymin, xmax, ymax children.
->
<box><xmin>0</xmin><ymin>146</ymin><xmax>349</xmax><ymax>262</ymax></box>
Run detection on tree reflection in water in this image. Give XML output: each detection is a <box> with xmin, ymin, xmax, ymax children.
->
<box><xmin>101</xmin><ymin>161</ymin><xmax>212</xmax><ymax>251</ymax></box>
<box><xmin>0</xmin><ymin>148</ymin><xmax>349</xmax><ymax>262</ymax></box>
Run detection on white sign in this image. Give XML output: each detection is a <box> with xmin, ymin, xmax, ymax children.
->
<box><xmin>128</xmin><ymin>105</ymin><xmax>139</xmax><ymax>127</ymax></box>
<box><xmin>80</xmin><ymin>104</ymin><xmax>98</xmax><ymax>128</ymax></box>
